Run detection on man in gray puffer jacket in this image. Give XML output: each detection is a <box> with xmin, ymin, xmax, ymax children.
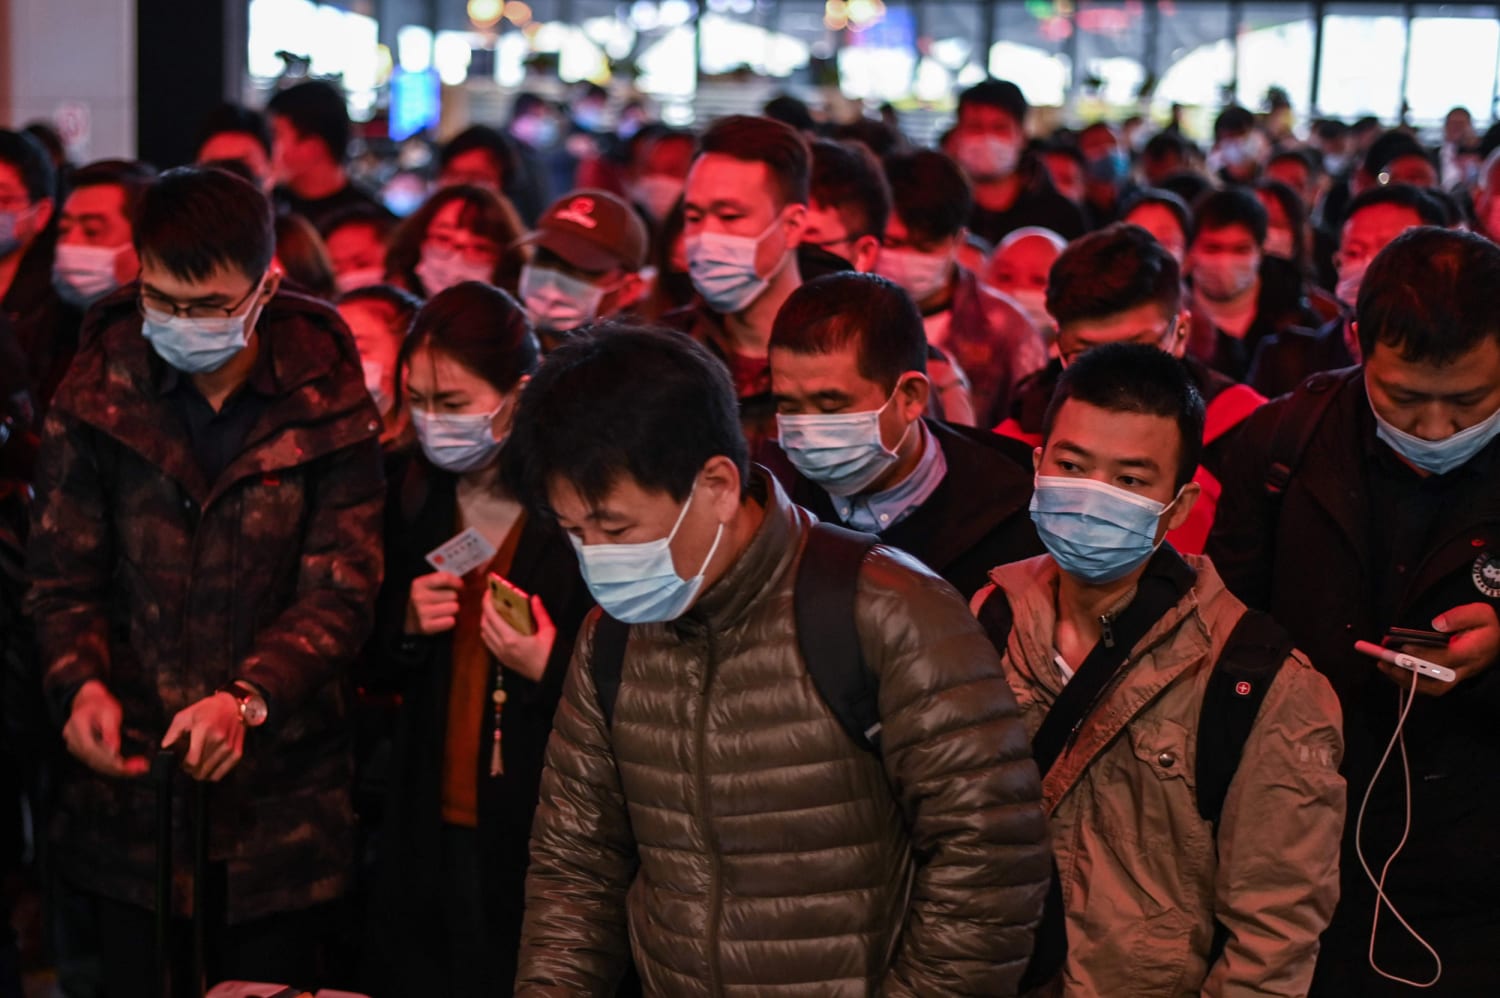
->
<box><xmin>502</xmin><ymin>325</ymin><xmax>1051</xmax><ymax>997</ymax></box>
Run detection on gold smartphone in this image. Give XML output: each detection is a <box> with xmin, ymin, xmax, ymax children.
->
<box><xmin>488</xmin><ymin>574</ymin><xmax>537</xmax><ymax>636</ymax></box>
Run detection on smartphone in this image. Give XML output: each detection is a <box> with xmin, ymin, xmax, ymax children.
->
<box><xmin>488</xmin><ymin>574</ymin><xmax>537</xmax><ymax>636</ymax></box>
<box><xmin>1383</xmin><ymin>626</ymin><xmax>1448</xmax><ymax>649</ymax></box>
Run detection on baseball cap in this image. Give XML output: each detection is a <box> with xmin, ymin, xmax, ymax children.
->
<box><xmin>528</xmin><ymin>189</ymin><xmax>649</xmax><ymax>273</ymax></box>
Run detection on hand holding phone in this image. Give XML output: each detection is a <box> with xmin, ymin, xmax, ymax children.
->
<box><xmin>488</xmin><ymin>574</ymin><xmax>537</xmax><ymax>636</ymax></box>
<box><xmin>1356</xmin><ymin>640</ymin><xmax>1457</xmax><ymax>683</ymax></box>
<box><xmin>481</xmin><ymin>576</ymin><xmax>556</xmax><ymax>683</ymax></box>
<box><xmin>1382</xmin><ymin>626</ymin><xmax>1448</xmax><ymax>650</ymax></box>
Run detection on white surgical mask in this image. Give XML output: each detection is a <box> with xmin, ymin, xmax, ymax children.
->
<box><xmin>1336</xmin><ymin>258</ymin><xmax>1368</xmax><ymax>308</ymax></box>
<box><xmin>411</xmin><ymin>403</ymin><xmax>506</xmax><ymax>473</ymax></box>
<box><xmin>140</xmin><ymin>278</ymin><xmax>265</xmax><ymax>374</ymax></box>
<box><xmin>685</xmin><ymin>217</ymin><xmax>781</xmax><ymax>315</ymax></box>
<box><xmin>53</xmin><ymin>243</ymin><xmax>131</xmax><ymax>309</ymax></box>
<box><xmin>955</xmin><ymin>134</ymin><xmax>1021</xmax><ymax>181</ymax></box>
<box><xmin>361</xmin><ymin>359</ymin><xmax>392</xmax><ymax>413</ymax></box>
<box><xmin>1193</xmin><ymin>254</ymin><xmax>1258</xmax><ymax>302</ymax></box>
<box><xmin>337</xmin><ymin>266</ymin><xmax>387</xmax><ymax>295</ymax></box>
<box><xmin>1007</xmin><ymin>287</ymin><xmax>1053</xmax><ymax>334</ymax></box>
<box><xmin>776</xmin><ymin>390</ymin><xmax>911</xmax><ymax>496</ymax></box>
<box><xmin>630</xmin><ymin>174</ymin><xmax>684</xmax><ymax>223</ymax></box>
<box><xmin>416</xmin><ymin>245</ymin><xmax>494</xmax><ymax>297</ymax></box>
<box><xmin>520</xmin><ymin>264</ymin><xmax>608</xmax><ymax>334</ymax></box>
<box><xmin>876</xmin><ymin>247</ymin><xmax>951</xmax><ymax>305</ymax></box>
<box><xmin>569</xmin><ymin>479</ymin><xmax>724</xmax><ymax>624</ymax></box>
<box><xmin>1369</xmin><ymin>394</ymin><xmax>1500</xmax><ymax>476</ymax></box>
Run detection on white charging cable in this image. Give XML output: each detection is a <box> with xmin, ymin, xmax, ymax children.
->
<box><xmin>1354</xmin><ymin>668</ymin><xmax>1442</xmax><ymax>988</ymax></box>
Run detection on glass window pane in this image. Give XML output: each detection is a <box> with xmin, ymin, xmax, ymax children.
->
<box><xmin>1407</xmin><ymin>7</ymin><xmax>1499</xmax><ymax>124</ymax></box>
<box><xmin>1076</xmin><ymin>1</ymin><xmax>1148</xmax><ymax>109</ymax></box>
<box><xmin>1236</xmin><ymin>3</ymin><xmax>1315</xmax><ymax>115</ymax></box>
<box><xmin>1155</xmin><ymin>1</ymin><xmax>1233</xmax><ymax>118</ymax></box>
<box><xmin>838</xmin><ymin>6</ymin><xmax>919</xmax><ymax>101</ymax></box>
<box><xmin>1318</xmin><ymin>4</ymin><xmax>1407</xmax><ymax>121</ymax></box>
<box><xmin>918</xmin><ymin>2</ymin><xmax>988</xmax><ymax>103</ymax></box>
<box><xmin>991</xmin><ymin>3</ymin><xmax>1071</xmax><ymax>107</ymax></box>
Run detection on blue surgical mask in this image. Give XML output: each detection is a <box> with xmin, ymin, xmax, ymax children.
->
<box><xmin>1030</xmin><ymin>474</ymin><xmax>1177</xmax><ymax>584</ymax></box>
<box><xmin>1370</xmin><ymin>395</ymin><xmax>1500</xmax><ymax>476</ymax></box>
<box><xmin>521</xmin><ymin>264</ymin><xmax>608</xmax><ymax>333</ymax></box>
<box><xmin>569</xmin><ymin>480</ymin><xmax>724</xmax><ymax>624</ymax></box>
<box><xmin>140</xmin><ymin>281</ymin><xmax>264</xmax><ymax>374</ymax></box>
<box><xmin>416</xmin><ymin>245</ymin><xmax>494</xmax><ymax>297</ymax></box>
<box><xmin>776</xmin><ymin>391</ymin><xmax>912</xmax><ymax>496</ymax></box>
<box><xmin>686</xmin><ymin>218</ymin><xmax>781</xmax><ymax>315</ymax></box>
<box><xmin>411</xmin><ymin>403</ymin><xmax>507</xmax><ymax>474</ymax></box>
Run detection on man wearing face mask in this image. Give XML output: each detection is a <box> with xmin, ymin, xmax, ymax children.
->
<box><xmin>267</xmin><ymin>81</ymin><xmax>392</xmax><ymax>234</ymax></box>
<box><xmin>504</xmin><ymin>326</ymin><xmax>1050</xmax><ymax>996</ymax></box>
<box><xmin>0</xmin><ymin>129</ymin><xmax>69</xmax><ymax>428</ymax></box>
<box><xmin>1207</xmin><ymin>106</ymin><xmax>1268</xmax><ymax>185</ymax></box>
<box><xmin>664</xmin><ymin>115</ymin><xmax>810</xmax><ymax>450</ymax></box>
<box><xmin>625</xmin><ymin>125</ymin><xmax>695</xmax><ymax>233</ymax></box>
<box><xmin>952</xmin><ymin>80</ymin><xmax>1086</xmax><ymax>246</ymax></box>
<box><xmin>879</xmin><ymin>149</ymin><xmax>1046</xmax><ymax>426</ymax></box>
<box><xmin>519</xmin><ymin>189</ymin><xmax>648</xmax><ymax>352</ymax></box>
<box><xmin>1209</xmin><ymin>228</ymin><xmax>1500</xmax><ymax>996</ymax></box>
<box><xmin>975</xmin><ymin>342</ymin><xmax>1344</xmax><ymax>997</ymax></box>
<box><xmin>26</xmin><ymin>166</ymin><xmax>385</xmax><ymax>991</ymax></box>
<box><xmin>764</xmin><ymin>272</ymin><xmax>1041</xmax><ymax>598</ymax></box>
<box><xmin>1077</xmin><ymin>122</ymin><xmax>1136</xmax><ymax>228</ymax></box>
<box><xmin>999</xmin><ymin>224</ymin><xmax>1265</xmax><ymax>555</ymax></box>
<box><xmin>1184</xmin><ymin>188</ymin><xmax>1318</xmax><ymax>383</ymax></box>
<box><xmin>1247</xmin><ymin>184</ymin><xmax>1446</xmax><ymax>400</ymax></box>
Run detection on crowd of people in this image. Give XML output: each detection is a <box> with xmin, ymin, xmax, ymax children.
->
<box><xmin>0</xmin><ymin>70</ymin><xmax>1496</xmax><ymax>998</ymax></box>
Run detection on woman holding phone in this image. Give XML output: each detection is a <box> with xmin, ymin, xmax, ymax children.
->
<box><xmin>362</xmin><ymin>281</ymin><xmax>592</xmax><ymax>996</ymax></box>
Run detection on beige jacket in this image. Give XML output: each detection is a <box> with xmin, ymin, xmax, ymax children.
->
<box><xmin>976</xmin><ymin>553</ymin><xmax>1346</xmax><ymax>997</ymax></box>
<box><xmin>516</xmin><ymin>474</ymin><xmax>1052</xmax><ymax>996</ymax></box>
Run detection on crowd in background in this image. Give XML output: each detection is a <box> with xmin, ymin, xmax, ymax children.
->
<box><xmin>0</xmin><ymin>66</ymin><xmax>1496</xmax><ymax>998</ymax></box>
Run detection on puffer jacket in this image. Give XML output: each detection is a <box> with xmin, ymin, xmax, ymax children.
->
<box><xmin>978</xmin><ymin>553</ymin><xmax>1346</xmax><ymax>998</ymax></box>
<box><xmin>516</xmin><ymin>472</ymin><xmax>1052</xmax><ymax>996</ymax></box>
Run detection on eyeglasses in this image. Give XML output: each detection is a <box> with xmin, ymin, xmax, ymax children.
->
<box><xmin>139</xmin><ymin>275</ymin><xmax>265</xmax><ymax>320</ymax></box>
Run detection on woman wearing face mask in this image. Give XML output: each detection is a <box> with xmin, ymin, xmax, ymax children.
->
<box><xmin>384</xmin><ymin>184</ymin><xmax>528</xmax><ymax>299</ymax></box>
<box><xmin>336</xmin><ymin>283</ymin><xmax>420</xmax><ymax>451</ymax></box>
<box><xmin>1254</xmin><ymin>179</ymin><xmax>1341</xmax><ymax>326</ymax></box>
<box><xmin>361</xmin><ymin>282</ymin><xmax>592</xmax><ymax>997</ymax></box>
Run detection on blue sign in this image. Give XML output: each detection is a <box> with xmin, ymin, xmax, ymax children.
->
<box><xmin>390</xmin><ymin>68</ymin><xmax>440</xmax><ymax>142</ymax></box>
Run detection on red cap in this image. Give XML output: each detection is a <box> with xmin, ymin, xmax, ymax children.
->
<box><xmin>528</xmin><ymin>189</ymin><xmax>649</xmax><ymax>273</ymax></box>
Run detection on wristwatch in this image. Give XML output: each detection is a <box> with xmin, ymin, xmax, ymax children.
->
<box><xmin>220</xmin><ymin>679</ymin><xmax>269</xmax><ymax>728</ymax></box>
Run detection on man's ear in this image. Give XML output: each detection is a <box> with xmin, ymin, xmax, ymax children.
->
<box><xmin>1162</xmin><ymin>479</ymin><xmax>1202</xmax><ymax>534</ymax></box>
<box><xmin>700</xmin><ymin>454</ymin><xmax>745</xmax><ymax>523</ymax></box>
<box><xmin>852</xmin><ymin>234</ymin><xmax>881</xmax><ymax>273</ymax></box>
<box><xmin>1032</xmin><ymin>445</ymin><xmax>1043</xmax><ymax>474</ymax></box>
<box><xmin>1167</xmin><ymin>308</ymin><xmax>1192</xmax><ymax>357</ymax></box>
<box><xmin>27</xmin><ymin>197</ymin><xmax>53</xmax><ymax>237</ymax></box>
<box><xmin>781</xmin><ymin>203</ymin><xmax>809</xmax><ymax>246</ymax></box>
<box><xmin>896</xmin><ymin>371</ymin><xmax>931</xmax><ymax>420</ymax></box>
<box><xmin>262</xmin><ymin>269</ymin><xmax>283</xmax><ymax>298</ymax></box>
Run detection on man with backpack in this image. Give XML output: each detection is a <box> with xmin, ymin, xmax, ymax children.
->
<box><xmin>503</xmin><ymin>326</ymin><xmax>1051</xmax><ymax>996</ymax></box>
<box><xmin>974</xmin><ymin>342</ymin><xmax>1345</xmax><ymax>996</ymax></box>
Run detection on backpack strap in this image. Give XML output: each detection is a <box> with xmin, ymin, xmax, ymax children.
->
<box><xmin>1262</xmin><ymin>370</ymin><xmax>1342</xmax><ymax>496</ymax></box>
<box><xmin>975</xmin><ymin>585</ymin><xmax>1015</xmax><ymax>655</ymax></box>
<box><xmin>589</xmin><ymin>611</ymin><xmax>630</xmax><ymax>732</ymax></box>
<box><xmin>794</xmin><ymin>521</ymin><xmax>882</xmax><ymax>753</ymax></box>
<box><xmin>1195</xmin><ymin>608</ymin><xmax>1293</xmax><ymax>824</ymax></box>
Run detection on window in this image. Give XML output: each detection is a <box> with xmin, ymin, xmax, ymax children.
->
<box><xmin>1154</xmin><ymin>1</ymin><xmax>1234</xmax><ymax>113</ymax></box>
<box><xmin>991</xmin><ymin>2</ymin><xmax>1071</xmax><ymax>107</ymax></box>
<box><xmin>1075</xmin><ymin>1</ymin><xmax>1149</xmax><ymax>109</ymax></box>
<box><xmin>1236</xmin><ymin>3</ymin><xmax>1315</xmax><ymax>114</ymax></box>
<box><xmin>1407</xmin><ymin>5</ymin><xmax>1499</xmax><ymax>124</ymax></box>
<box><xmin>1318</xmin><ymin>4</ymin><xmax>1406</xmax><ymax>120</ymax></box>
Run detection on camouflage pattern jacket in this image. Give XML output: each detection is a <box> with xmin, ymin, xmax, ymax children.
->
<box><xmin>26</xmin><ymin>288</ymin><xmax>385</xmax><ymax>923</ymax></box>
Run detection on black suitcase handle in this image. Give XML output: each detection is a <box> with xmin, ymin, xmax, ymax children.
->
<box><xmin>153</xmin><ymin>745</ymin><xmax>208</xmax><ymax>998</ymax></box>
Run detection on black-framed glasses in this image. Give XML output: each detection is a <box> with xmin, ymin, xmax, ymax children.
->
<box><xmin>139</xmin><ymin>275</ymin><xmax>265</xmax><ymax>321</ymax></box>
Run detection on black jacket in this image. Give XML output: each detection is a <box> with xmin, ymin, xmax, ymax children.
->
<box><xmin>1246</xmin><ymin>316</ymin><xmax>1356</xmax><ymax>401</ymax></box>
<box><xmin>761</xmin><ymin>419</ymin><xmax>1042</xmax><ymax>600</ymax></box>
<box><xmin>362</xmin><ymin>451</ymin><xmax>592</xmax><ymax>995</ymax></box>
<box><xmin>1206</xmin><ymin>368</ymin><xmax>1500</xmax><ymax>989</ymax></box>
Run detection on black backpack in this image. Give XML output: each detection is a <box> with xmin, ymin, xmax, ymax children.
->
<box><xmin>588</xmin><ymin>526</ymin><xmax>1292</xmax><ymax>990</ymax></box>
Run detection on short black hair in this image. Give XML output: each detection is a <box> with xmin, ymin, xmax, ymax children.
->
<box><xmin>1213</xmin><ymin>105</ymin><xmax>1256</xmax><ymax>141</ymax></box>
<box><xmin>809</xmin><ymin>139</ymin><xmax>890</xmax><ymax>242</ymax></box>
<box><xmin>266</xmin><ymin>81</ymin><xmax>350</xmax><ymax>164</ymax></box>
<box><xmin>769</xmin><ymin>272</ymin><xmax>927</xmax><ymax>393</ymax></box>
<box><xmin>957</xmin><ymin>79</ymin><xmax>1029</xmax><ymax>127</ymax></box>
<box><xmin>67</xmin><ymin>159</ymin><xmax>158</xmax><ymax>226</ymax></box>
<box><xmin>439</xmin><ymin>125</ymin><xmax>520</xmax><ymax>189</ymax></box>
<box><xmin>338</xmin><ymin>283</ymin><xmax>421</xmax><ymax>331</ymax></box>
<box><xmin>273</xmin><ymin>213</ymin><xmax>336</xmax><ymax>300</ymax></box>
<box><xmin>0</xmin><ymin>129</ymin><xmax>56</xmax><ymax>204</ymax></box>
<box><xmin>135</xmin><ymin>166</ymin><xmax>274</xmax><ymax>283</ymax></box>
<box><xmin>1143</xmin><ymin>131</ymin><xmax>1197</xmax><ymax>166</ymax></box>
<box><xmin>696</xmin><ymin>115</ymin><xmax>811</xmax><ymax>207</ymax></box>
<box><xmin>883</xmin><ymin>149</ymin><xmax>970</xmax><ymax>241</ymax></box>
<box><xmin>1043</xmin><ymin>342</ymin><xmax>1205</xmax><ymax>490</ymax></box>
<box><xmin>1121</xmin><ymin>188</ymin><xmax>1193</xmax><ymax>241</ymax></box>
<box><xmin>398</xmin><ymin>281</ymin><xmax>538</xmax><ymax>397</ymax></box>
<box><xmin>1047</xmin><ymin>223</ymin><xmax>1181</xmax><ymax>327</ymax></box>
<box><xmin>763</xmin><ymin>94</ymin><xmax>816</xmax><ymax>133</ymax></box>
<box><xmin>1269</xmin><ymin>146</ymin><xmax>1320</xmax><ymax>181</ymax></box>
<box><xmin>829</xmin><ymin>118</ymin><xmax>906</xmax><ymax>159</ymax></box>
<box><xmin>1041</xmin><ymin>140</ymin><xmax>1086</xmax><ymax>169</ymax></box>
<box><xmin>1363</xmin><ymin>130</ymin><xmax>1432</xmax><ymax>179</ymax></box>
<box><xmin>322</xmin><ymin>202</ymin><xmax>397</xmax><ymax>243</ymax></box>
<box><xmin>502</xmin><ymin>325</ymin><xmax>750</xmax><ymax>512</ymax></box>
<box><xmin>1312</xmin><ymin>118</ymin><xmax>1349</xmax><ymax>143</ymax></box>
<box><xmin>1157</xmin><ymin>170</ymin><xmax>1213</xmax><ymax>208</ymax></box>
<box><xmin>1357</xmin><ymin>227</ymin><xmax>1500</xmax><ymax>364</ymax></box>
<box><xmin>1191</xmin><ymin>187</ymin><xmax>1269</xmax><ymax>245</ymax></box>
<box><xmin>1344</xmin><ymin>183</ymin><xmax>1448</xmax><ymax>230</ymax></box>
<box><xmin>195</xmin><ymin>103</ymin><xmax>273</xmax><ymax>158</ymax></box>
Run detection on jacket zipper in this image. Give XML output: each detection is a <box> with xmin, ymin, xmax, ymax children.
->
<box><xmin>696</xmin><ymin>627</ymin><xmax>723</xmax><ymax>995</ymax></box>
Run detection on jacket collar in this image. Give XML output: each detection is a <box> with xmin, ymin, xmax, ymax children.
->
<box><xmin>55</xmin><ymin>287</ymin><xmax>380</xmax><ymax>505</ymax></box>
<box><xmin>989</xmin><ymin>551</ymin><xmax>1217</xmax><ymax>812</ymax></box>
<box><xmin>675</xmin><ymin>467</ymin><xmax>803</xmax><ymax>635</ymax></box>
